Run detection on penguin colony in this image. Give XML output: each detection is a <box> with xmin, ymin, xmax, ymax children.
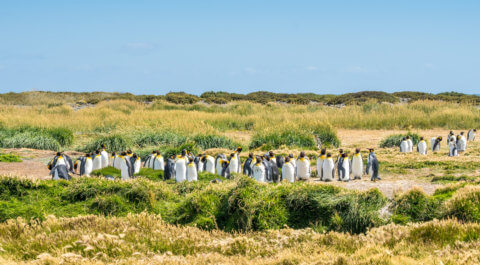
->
<box><xmin>48</xmin><ymin>145</ymin><xmax>381</xmax><ymax>183</ymax></box>
<box><xmin>399</xmin><ymin>130</ymin><xmax>476</xmax><ymax>157</ymax></box>
<box><xmin>47</xmin><ymin>129</ymin><xmax>475</xmax><ymax>183</ymax></box>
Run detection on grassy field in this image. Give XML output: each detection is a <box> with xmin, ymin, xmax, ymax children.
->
<box><xmin>1</xmin><ymin>92</ymin><xmax>480</xmax><ymax>264</ymax></box>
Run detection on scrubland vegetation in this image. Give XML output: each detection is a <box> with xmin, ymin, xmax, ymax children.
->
<box><xmin>1</xmin><ymin>91</ymin><xmax>480</xmax><ymax>263</ymax></box>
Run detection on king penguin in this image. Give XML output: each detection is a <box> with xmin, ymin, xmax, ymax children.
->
<box><xmin>186</xmin><ymin>158</ymin><xmax>198</xmax><ymax>182</ymax></box>
<box><xmin>84</xmin><ymin>153</ymin><xmax>93</xmax><ymax>177</ymax></box>
<box><xmin>252</xmin><ymin>156</ymin><xmax>266</xmax><ymax>183</ymax></box>
<box><xmin>449</xmin><ymin>136</ymin><xmax>459</xmax><ymax>157</ymax></box>
<box><xmin>202</xmin><ymin>154</ymin><xmax>216</xmax><ymax>174</ymax></box>
<box><xmin>468</xmin><ymin>129</ymin><xmax>476</xmax><ymax>141</ymax></box>
<box><xmin>337</xmin><ymin>153</ymin><xmax>350</xmax><ymax>182</ymax></box>
<box><xmin>351</xmin><ymin>148</ymin><xmax>363</xmax><ymax>180</ymax></box>
<box><xmin>321</xmin><ymin>153</ymin><xmax>335</xmax><ymax>182</ymax></box>
<box><xmin>100</xmin><ymin>144</ymin><xmax>109</xmax><ymax>168</ymax></box>
<box><xmin>457</xmin><ymin>132</ymin><xmax>467</xmax><ymax>152</ymax></box>
<box><xmin>164</xmin><ymin>155</ymin><xmax>176</xmax><ymax>180</ymax></box>
<box><xmin>316</xmin><ymin>149</ymin><xmax>326</xmax><ymax>180</ymax></box>
<box><xmin>281</xmin><ymin>156</ymin><xmax>295</xmax><ymax>183</ymax></box>
<box><xmin>242</xmin><ymin>153</ymin><xmax>255</xmax><ymax>177</ymax></box>
<box><xmin>431</xmin><ymin>136</ymin><xmax>442</xmax><ymax>152</ymax></box>
<box><xmin>153</xmin><ymin>151</ymin><xmax>164</xmax><ymax>170</ymax></box>
<box><xmin>296</xmin><ymin>152</ymin><xmax>310</xmax><ymax>181</ymax></box>
<box><xmin>417</xmin><ymin>137</ymin><xmax>427</xmax><ymax>155</ymax></box>
<box><xmin>400</xmin><ymin>137</ymin><xmax>408</xmax><ymax>153</ymax></box>
<box><xmin>406</xmin><ymin>136</ymin><xmax>413</xmax><ymax>152</ymax></box>
<box><xmin>366</xmin><ymin>149</ymin><xmax>380</xmax><ymax>181</ymax></box>
<box><xmin>175</xmin><ymin>153</ymin><xmax>187</xmax><ymax>183</ymax></box>
<box><xmin>119</xmin><ymin>152</ymin><xmax>133</xmax><ymax>180</ymax></box>
<box><xmin>92</xmin><ymin>150</ymin><xmax>102</xmax><ymax>171</ymax></box>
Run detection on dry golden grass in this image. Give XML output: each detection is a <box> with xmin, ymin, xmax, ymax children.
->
<box><xmin>0</xmin><ymin>213</ymin><xmax>479</xmax><ymax>264</ymax></box>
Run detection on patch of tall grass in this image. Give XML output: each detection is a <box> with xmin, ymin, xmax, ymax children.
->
<box><xmin>380</xmin><ymin>132</ymin><xmax>421</xmax><ymax>148</ymax></box>
<box><xmin>0</xmin><ymin>126</ymin><xmax>73</xmax><ymax>151</ymax></box>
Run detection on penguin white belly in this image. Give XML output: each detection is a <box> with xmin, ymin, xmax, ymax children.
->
<box><xmin>340</xmin><ymin>161</ymin><xmax>350</xmax><ymax>181</ymax></box>
<box><xmin>458</xmin><ymin>137</ymin><xmax>467</xmax><ymax>151</ymax></box>
<box><xmin>282</xmin><ymin>164</ymin><xmax>295</xmax><ymax>183</ymax></box>
<box><xmin>290</xmin><ymin>159</ymin><xmax>296</xmax><ymax>168</ymax></box>
<box><xmin>253</xmin><ymin>165</ymin><xmax>265</xmax><ymax>182</ymax></box>
<box><xmin>216</xmin><ymin>160</ymin><xmax>223</xmax><ymax>176</ymax></box>
<box><xmin>316</xmin><ymin>158</ymin><xmax>323</xmax><ymax>177</ymax></box>
<box><xmin>56</xmin><ymin>158</ymin><xmax>66</xmax><ymax>166</ymax></box>
<box><xmin>153</xmin><ymin>156</ymin><xmax>164</xmax><ymax>170</ymax></box>
<box><xmin>186</xmin><ymin>164</ymin><xmax>198</xmax><ymax>182</ymax></box>
<box><xmin>407</xmin><ymin>140</ymin><xmax>413</xmax><ymax>152</ymax></box>
<box><xmin>134</xmin><ymin>159</ymin><xmax>141</xmax><ymax>174</ymax></box>
<box><xmin>400</xmin><ymin>141</ymin><xmax>408</xmax><ymax>153</ymax></box>
<box><xmin>120</xmin><ymin>160</ymin><xmax>130</xmax><ymax>180</ymax></box>
<box><xmin>175</xmin><ymin>159</ymin><xmax>187</xmax><ymax>182</ymax></box>
<box><xmin>296</xmin><ymin>160</ymin><xmax>310</xmax><ymax>180</ymax></box>
<box><xmin>229</xmin><ymin>159</ymin><xmax>238</xmax><ymax>175</ymax></box>
<box><xmin>322</xmin><ymin>159</ymin><xmax>335</xmax><ymax>181</ymax></box>
<box><xmin>206</xmin><ymin>158</ymin><xmax>215</xmax><ymax>174</ymax></box>
<box><xmin>197</xmin><ymin>161</ymin><xmax>204</xmax><ymax>173</ymax></box>
<box><xmin>418</xmin><ymin>142</ymin><xmax>427</xmax><ymax>155</ymax></box>
<box><xmin>84</xmin><ymin>159</ymin><xmax>93</xmax><ymax>177</ymax></box>
<box><xmin>93</xmin><ymin>157</ymin><xmax>102</xmax><ymax>170</ymax></box>
<box><xmin>351</xmin><ymin>157</ymin><xmax>363</xmax><ymax>178</ymax></box>
<box><xmin>431</xmin><ymin>138</ymin><xmax>440</xmax><ymax>151</ymax></box>
<box><xmin>100</xmin><ymin>151</ymin><xmax>108</xmax><ymax>168</ymax></box>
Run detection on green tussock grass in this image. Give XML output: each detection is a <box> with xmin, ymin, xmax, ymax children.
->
<box><xmin>0</xmin><ymin>126</ymin><xmax>73</xmax><ymax>151</ymax></box>
<box><xmin>0</xmin><ymin>153</ymin><xmax>22</xmax><ymax>162</ymax></box>
<box><xmin>380</xmin><ymin>132</ymin><xmax>421</xmax><ymax>148</ymax></box>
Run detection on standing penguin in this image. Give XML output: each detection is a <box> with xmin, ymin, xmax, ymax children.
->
<box><xmin>242</xmin><ymin>153</ymin><xmax>255</xmax><ymax>177</ymax></box>
<box><xmin>281</xmin><ymin>156</ymin><xmax>295</xmax><ymax>183</ymax></box>
<box><xmin>351</xmin><ymin>148</ymin><xmax>363</xmax><ymax>180</ymax></box>
<box><xmin>186</xmin><ymin>158</ymin><xmax>198</xmax><ymax>182</ymax></box>
<box><xmin>296</xmin><ymin>152</ymin><xmax>310</xmax><ymax>181</ymax></box>
<box><xmin>153</xmin><ymin>152</ymin><xmax>165</xmax><ymax>170</ymax></box>
<box><xmin>337</xmin><ymin>153</ymin><xmax>350</xmax><ymax>182</ymax></box>
<box><xmin>100</xmin><ymin>144</ymin><xmax>109</xmax><ymax>168</ymax></box>
<box><xmin>119</xmin><ymin>152</ymin><xmax>133</xmax><ymax>180</ymax></box>
<box><xmin>449</xmin><ymin>136</ymin><xmax>459</xmax><ymax>157</ymax></box>
<box><xmin>417</xmin><ymin>137</ymin><xmax>428</xmax><ymax>155</ymax></box>
<box><xmin>228</xmin><ymin>153</ymin><xmax>238</xmax><ymax>176</ymax></box>
<box><xmin>406</xmin><ymin>136</ymin><xmax>413</xmax><ymax>153</ymax></box>
<box><xmin>400</xmin><ymin>137</ymin><xmax>408</xmax><ymax>153</ymax></box>
<box><xmin>215</xmin><ymin>153</ymin><xmax>227</xmax><ymax>176</ymax></box>
<box><xmin>275</xmin><ymin>154</ymin><xmax>285</xmax><ymax>170</ymax></box>
<box><xmin>144</xmin><ymin>151</ymin><xmax>156</xmax><ymax>168</ymax></box>
<box><xmin>202</xmin><ymin>155</ymin><xmax>216</xmax><ymax>174</ymax></box>
<box><xmin>468</xmin><ymin>129</ymin><xmax>476</xmax><ymax>141</ymax></box>
<box><xmin>221</xmin><ymin>160</ymin><xmax>231</xmax><ymax>179</ymax></box>
<box><xmin>252</xmin><ymin>157</ymin><xmax>266</xmax><ymax>183</ymax></box>
<box><xmin>175</xmin><ymin>154</ymin><xmax>187</xmax><ymax>183</ymax></box>
<box><xmin>316</xmin><ymin>149</ymin><xmax>326</xmax><ymax>180</ymax></box>
<box><xmin>263</xmin><ymin>156</ymin><xmax>273</xmax><ymax>182</ymax></box>
<box><xmin>269</xmin><ymin>157</ymin><xmax>280</xmax><ymax>183</ymax></box>
<box><xmin>233</xmin><ymin>147</ymin><xmax>243</xmax><ymax>173</ymax></box>
<box><xmin>366</xmin><ymin>149</ymin><xmax>380</xmax><ymax>181</ymax></box>
<box><xmin>321</xmin><ymin>153</ymin><xmax>335</xmax><ymax>182</ymax></box>
<box><xmin>92</xmin><ymin>150</ymin><xmax>102</xmax><ymax>171</ymax></box>
<box><xmin>447</xmin><ymin>131</ymin><xmax>455</xmax><ymax>144</ymax></box>
<box><xmin>431</xmin><ymin>137</ymin><xmax>442</xmax><ymax>152</ymax></box>
<box><xmin>130</xmin><ymin>153</ymin><xmax>141</xmax><ymax>174</ymax></box>
<box><xmin>457</xmin><ymin>132</ymin><xmax>467</xmax><ymax>152</ymax></box>
<box><xmin>164</xmin><ymin>155</ymin><xmax>176</xmax><ymax>180</ymax></box>
<box><xmin>48</xmin><ymin>152</ymin><xmax>74</xmax><ymax>173</ymax></box>
<box><xmin>335</xmin><ymin>149</ymin><xmax>344</xmax><ymax>180</ymax></box>
<box><xmin>288</xmin><ymin>154</ymin><xmax>296</xmax><ymax>168</ymax></box>
<box><xmin>195</xmin><ymin>154</ymin><xmax>204</xmax><ymax>173</ymax></box>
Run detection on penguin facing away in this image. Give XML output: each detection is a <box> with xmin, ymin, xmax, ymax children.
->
<box><xmin>468</xmin><ymin>129</ymin><xmax>476</xmax><ymax>141</ymax></box>
<box><xmin>164</xmin><ymin>155</ymin><xmax>176</xmax><ymax>180</ymax></box>
<box><xmin>50</xmin><ymin>164</ymin><xmax>71</xmax><ymax>180</ymax></box>
<box><xmin>317</xmin><ymin>149</ymin><xmax>326</xmax><ymax>180</ymax></box>
<box><xmin>366</xmin><ymin>149</ymin><xmax>380</xmax><ymax>181</ymax></box>
<box><xmin>338</xmin><ymin>153</ymin><xmax>350</xmax><ymax>182</ymax></box>
<box><xmin>242</xmin><ymin>153</ymin><xmax>255</xmax><ymax>177</ymax></box>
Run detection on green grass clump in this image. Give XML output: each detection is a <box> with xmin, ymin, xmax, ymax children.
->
<box><xmin>431</xmin><ymin>175</ymin><xmax>477</xmax><ymax>183</ymax></box>
<box><xmin>193</xmin><ymin>134</ymin><xmax>239</xmax><ymax>150</ymax></box>
<box><xmin>313</xmin><ymin>124</ymin><xmax>341</xmax><ymax>148</ymax></box>
<box><xmin>134</xmin><ymin>131</ymin><xmax>188</xmax><ymax>147</ymax></box>
<box><xmin>81</xmin><ymin>135</ymin><xmax>130</xmax><ymax>153</ymax></box>
<box><xmin>0</xmin><ymin>126</ymin><xmax>73</xmax><ymax>151</ymax></box>
<box><xmin>379</xmin><ymin>132</ymin><xmax>421</xmax><ymax>148</ymax></box>
<box><xmin>390</xmin><ymin>188</ymin><xmax>442</xmax><ymax>223</ymax></box>
<box><xmin>444</xmin><ymin>186</ymin><xmax>480</xmax><ymax>222</ymax></box>
<box><xmin>249</xmin><ymin>129</ymin><xmax>316</xmax><ymax>150</ymax></box>
<box><xmin>0</xmin><ymin>153</ymin><xmax>22</xmax><ymax>162</ymax></box>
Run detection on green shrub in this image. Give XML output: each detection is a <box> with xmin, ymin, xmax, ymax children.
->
<box><xmin>249</xmin><ymin>129</ymin><xmax>316</xmax><ymax>150</ymax></box>
<box><xmin>313</xmin><ymin>124</ymin><xmax>341</xmax><ymax>148</ymax></box>
<box><xmin>379</xmin><ymin>132</ymin><xmax>421</xmax><ymax>148</ymax></box>
<box><xmin>162</xmin><ymin>143</ymin><xmax>199</xmax><ymax>158</ymax></box>
<box><xmin>134</xmin><ymin>131</ymin><xmax>187</xmax><ymax>147</ymax></box>
<box><xmin>165</xmin><ymin>92</ymin><xmax>200</xmax><ymax>104</ymax></box>
<box><xmin>390</xmin><ymin>189</ymin><xmax>442</xmax><ymax>222</ymax></box>
<box><xmin>45</xmin><ymin>127</ymin><xmax>74</xmax><ymax>146</ymax></box>
<box><xmin>89</xmin><ymin>195</ymin><xmax>129</xmax><ymax>216</ymax></box>
<box><xmin>1</xmin><ymin>132</ymin><xmax>61</xmax><ymax>151</ymax></box>
<box><xmin>82</xmin><ymin>135</ymin><xmax>130</xmax><ymax>153</ymax></box>
<box><xmin>193</xmin><ymin>134</ymin><xmax>239</xmax><ymax>150</ymax></box>
<box><xmin>445</xmin><ymin>186</ymin><xmax>480</xmax><ymax>222</ymax></box>
<box><xmin>0</xmin><ymin>153</ymin><xmax>22</xmax><ymax>162</ymax></box>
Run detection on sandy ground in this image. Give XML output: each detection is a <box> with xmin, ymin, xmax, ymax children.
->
<box><xmin>0</xmin><ymin>129</ymin><xmax>476</xmax><ymax>197</ymax></box>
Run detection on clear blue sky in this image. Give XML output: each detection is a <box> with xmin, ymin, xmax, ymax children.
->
<box><xmin>0</xmin><ymin>0</ymin><xmax>479</xmax><ymax>95</ymax></box>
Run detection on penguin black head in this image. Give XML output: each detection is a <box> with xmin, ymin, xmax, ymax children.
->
<box><xmin>189</xmin><ymin>157</ymin><xmax>194</xmax><ymax>163</ymax></box>
<box><xmin>474</xmin><ymin>129</ymin><xmax>477</xmax><ymax>132</ymax></box>
<box><xmin>450</xmin><ymin>131</ymin><xmax>454</xmax><ymax>134</ymax></box>
<box><xmin>56</xmin><ymin>152</ymin><xmax>61</xmax><ymax>156</ymax></box>
<box><xmin>420</xmin><ymin>137</ymin><xmax>424</xmax><ymax>141</ymax></box>
<box><xmin>289</xmin><ymin>154</ymin><xmax>294</xmax><ymax>158</ymax></box>
<box><xmin>230</xmin><ymin>153</ymin><xmax>235</xmax><ymax>158</ymax></box>
<box><xmin>406</xmin><ymin>136</ymin><xmax>410</xmax><ymax>140</ymax></box>
<box><xmin>127</xmin><ymin>150</ymin><xmax>132</xmax><ymax>154</ymax></box>
<box><xmin>320</xmin><ymin>148</ymin><xmax>326</xmax><ymax>155</ymax></box>
<box><xmin>355</xmin><ymin>148</ymin><xmax>360</xmax><ymax>153</ymax></box>
<box><xmin>368</xmin><ymin>148</ymin><xmax>375</xmax><ymax>152</ymax></box>
<box><xmin>112</xmin><ymin>152</ymin><xmax>116</xmax><ymax>156</ymax></box>
<box><xmin>326</xmin><ymin>153</ymin><xmax>332</xmax><ymax>158</ymax></box>
<box><xmin>95</xmin><ymin>150</ymin><xmax>100</xmax><ymax>155</ymax></box>
<box><xmin>121</xmin><ymin>152</ymin><xmax>127</xmax><ymax>156</ymax></box>
<box><xmin>152</xmin><ymin>150</ymin><xmax>156</xmax><ymax>154</ymax></box>
<box><xmin>341</xmin><ymin>153</ymin><xmax>347</xmax><ymax>158</ymax></box>
<box><xmin>285</xmin><ymin>156</ymin><xmax>290</xmax><ymax>162</ymax></box>
<box><xmin>237</xmin><ymin>146</ymin><xmax>243</xmax><ymax>152</ymax></box>
<box><xmin>299</xmin><ymin>152</ymin><xmax>305</xmax><ymax>158</ymax></box>
<box><xmin>201</xmin><ymin>156</ymin><xmax>206</xmax><ymax>162</ymax></box>
<box><xmin>132</xmin><ymin>153</ymin><xmax>137</xmax><ymax>158</ymax></box>
<box><xmin>101</xmin><ymin>144</ymin><xmax>106</xmax><ymax>148</ymax></box>
<box><xmin>269</xmin><ymin>151</ymin><xmax>274</xmax><ymax>157</ymax></box>
<box><xmin>248</xmin><ymin>153</ymin><xmax>253</xmax><ymax>158</ymax></box>
<box><xmin>181</xmin><ymin>149</ymin><xmax>187</xmax><ymax>156</ymax></box>
<box><xmin>402</xmin><ymin>137</ymin><xmax>406</xmax><ymax>140</ymax></box>
<box><xmin>461</xmin><ymin>132</ymin><xmax>464</xmax><ymax>135</ymax></box>
<box><xmin>339</xmin><ymin>149</ymin><xmax>343</xmax><ymax>154</ymax></box>
<box><xmin>438</xmin><ymin>136</ymin><xmax>443</xmax><ymax>141</ymax></box>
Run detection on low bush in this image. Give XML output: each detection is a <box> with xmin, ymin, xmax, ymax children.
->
<box><xmin>0</xmin><ymin>126</ymin><xmax>72</xmax><ymax>151</ymax></box>
<box><xmin>0</xmin><ymin>153</ymin><xmax>22</xmax><ymax>162</ymax></box>
<box><xmin>249</xmin><ymin>129</ymin><xmax>316</xmax><ymax>150</ymax></box>
<box><xmin>81</xmin><ymin>135</ymin><xmax>130</xmax><ymax>153</ymax></box>
<box><xmin>379</xmin><ymin>132</ymin><xmax>421</xmax><ymax>148</ymax></box>
<box><xmin>444</xmin><ymin>186</ymin><xmax>480</xmax><ymax>222</ymax></box>
<box><xmin>193</xmin><ymin>134</ymin><xmax>239</xmax><ymax>150</ymax></box>
<box><xmin>134</xmin><ymin>131</ymin><xmax>188</xmax><ymax>147</ymax></box>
